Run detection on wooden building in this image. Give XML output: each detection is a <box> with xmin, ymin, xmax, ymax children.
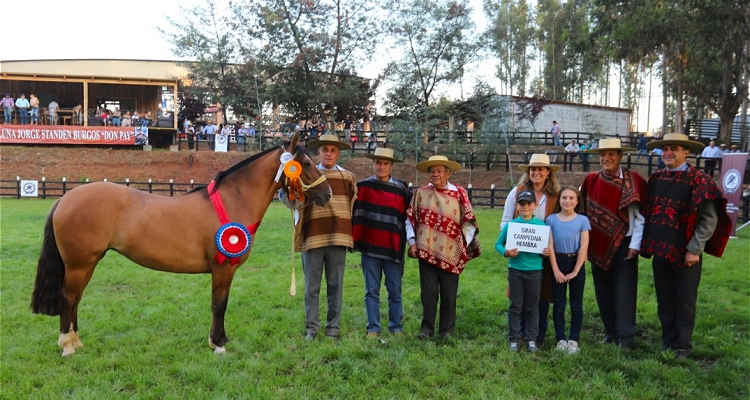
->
<box><xmin>0</xmin><ymin>59</ymin><xmax>186</xmax><ymax>146</ymax></box>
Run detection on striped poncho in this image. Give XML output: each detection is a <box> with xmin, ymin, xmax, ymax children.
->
<box><xmin>295</xmin><ymin>167</ymin><xmax>357</xmax><ymax>252</ymax></box>
<box><xmin>352</xmin><ymin>177</ymin><xmax>412</xmax><ymax>263</ymax></box>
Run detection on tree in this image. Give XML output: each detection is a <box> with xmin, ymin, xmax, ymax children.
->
<box><xmin>383</xmin><ymin>0</ymin><xmax>483</xmax><ymax>141</ymax></box>
<box><xmin>485</xmin><ymin>0</ymin><xmax>535</xmax><ymax>96</ymax></box>
<box><xmin>594</xmin><ymin>0</ymin><xmax>750</xmax><ymax>143</ymax></box>
<box><xmin>243</xmin><ymin>0</ymin><xmax>379</xmax><ymax>125</ymax></box>
<box><xmin>162</xmin><ymin>0</ymin><xmax>253</xmax><ymax>123</ymax></box>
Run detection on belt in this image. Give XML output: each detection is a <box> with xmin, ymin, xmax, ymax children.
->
<box><xmin>555</xmin><ymin>252</ymin><xmax>578</xmax><ymax>258</ymax></box>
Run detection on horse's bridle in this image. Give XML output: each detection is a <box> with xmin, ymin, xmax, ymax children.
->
<box><xmin>278</xmin><ymin>146</ymin><xmax>327</xmax><ymax>204</ymax></box>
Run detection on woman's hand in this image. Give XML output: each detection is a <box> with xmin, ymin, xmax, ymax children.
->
<box><xmin>553</xmin><ymin>269</ymin><xmax>566</xmax><ymax>283</ymax></box>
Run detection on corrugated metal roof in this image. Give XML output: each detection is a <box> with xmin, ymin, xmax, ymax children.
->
<box><xmin>0</xmin><ymin>59</ymin><xmax>187</xmax><ymax>81</ymax></box>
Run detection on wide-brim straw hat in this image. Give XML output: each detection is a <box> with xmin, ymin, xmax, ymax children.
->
<box><xmin>363</xmin><ymin>147</ymin><xmax>403</xmax><ymax>163</ymax></box>
<box><xmin>646</xmin><ymin>133</ymin><xmax>705</xmax><ymax>153</ymax></box>
<box><xmin>518</xmin><ymin>153</ymin><xmax>561</xmax><ymax>172</ymax></box>
<box><xmin>415</xmin><ymin>155</ymin><xmax>461</xmax><ymax>173</ymax></box>
<box><xmin>585</xmin><ymin>138</ymin><xmax>635</xmax><ymax>153</ymax></box>
<box><xmin>307</xmin><ymin>134</ymin><xmax>352</xmax><ymax>150</ymax></box>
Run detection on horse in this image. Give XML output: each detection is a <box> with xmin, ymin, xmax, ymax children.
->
<box><xmin>31</xmin><ymin>133</ymin><xmax>331</xmax><ymax>356</ymax></box>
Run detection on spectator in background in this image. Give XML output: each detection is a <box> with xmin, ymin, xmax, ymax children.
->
<box><xmin>237</xmin><ymin>123</ymin><xmax>247</xmax><ymax>152</ymax></box>
<box><xmin>700</xmin><ymin>140</ymin><xmax>723</xmax><ymax>177</ymax></box>
<box><xmin>565</xmin><ymin>140</ymin><xmax>581</xmax><ymax>171</ymax></box>
<box><xmin>719</xmin><ymin>143</ymin><xmax>727</xmax><ymax>154</ymax></box>
<box><xmin>121</xmin><ymin>111</ymin><xmax>132</xmax><ymax>127</ymax></box>
<box><xmin>1</xmin><ymin>94</ymin><xmax>13</xmax><ymax>124</ymax></box>
<box><xmin>204</xmin><ymin>121</ymin><xmax>217</xmax><ymax>150</ymax></box>
<box><xmin>48</xmin><ymin>99</ymin><xmax>60</xmax><ymax>125</ymax></box>
<box><xmin>142</xmin><ymin>111</ymin><xmax>152</xmax><ymax>127</ymax></box>
<box><xmin>72</xmin><ymin>103</ymin><xmax>83</xmax><ymax>125</ymax></box>
<box><xmin>730</xmin><ymin>144</ymin><xmax>741</xmax><ymax>153</ymax></box>
<box><xmin>551</xmin><ymin>121</ymin><xmax>562</xmax><ymax>147</ymax></box>
<box><xmin>343</xmin><ymin>115</ymin><xmax>353</xmax><ymax>141</ymax></box>
<box><xmin>111</xmin><ymin>107</ymin><xmax>122</xmax><ymax>126</ymax></box>
<box><xmin>635</xmin><ymin>134</ymin><xmax>649</xmax><ymax>162</ymax></box>
<box><xmin>15</xmin><ymin>94</ymin><xmax>29</xmax><ymax>124</ymax></box>
<box><xmin>367</xmin><ymin>132</ymin><xmax>378</xmax><ymax>153</ymax></box>
<box><xmin>652</xmin><ymin>148</ymin><xmax>665</xmax><ymax>169</ymax></box>
<box><xmin>29</xmin><ymin>94</ymin><xmax>40</xmax><ymax>125</ymax></box>
<box><xmin>131</xmin><ymin>111</ymin><xmax>141</xmax><ymax>126</ymax></box>
<box><xmin>580</xmin><ymin>140</ymin><xmax>592</xmax><ymax>172</ymax></box>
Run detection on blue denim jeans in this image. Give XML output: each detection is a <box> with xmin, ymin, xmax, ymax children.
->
<box><xmin>552</xmin><ymin>256</ymin><xmax>586</xmax><ymax>341</ymax></box>
<box><xmin>508</xmin><ymin>268</ymin><xmax>542</xmax><ymax>342</ymax></box>
<box><xmin>18</xmin><ymin>108</ymin><xmax>28</xmax><ymax>124</ymax></box>
<box><xmin>30</xmin><ymin>107</ymin><xmax>39</xmax><ymax>123</ymax></box>
<box><xmin>4</xmin><ymin>107</ymin><xmax>12</xmax><ymax>123</ymax></box>
<box><xmin>362</xmin><ymin>254</ymin><xmax>404</xmax><ymax>333</ymax></box>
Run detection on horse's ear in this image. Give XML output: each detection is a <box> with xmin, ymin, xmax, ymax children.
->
<box><xmin>289</xmin><ymin>132</ymin><xmax>299</xmax><ymax>150</ymax></box>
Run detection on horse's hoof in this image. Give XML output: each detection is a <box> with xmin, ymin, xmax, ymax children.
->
<box><xmin>72</xmin><ymin>332</ymin><xmax>83</xmax><ymax>349</ymax></box>
<box><xmin>213</xmin><ymin>346</ymin><xmax>226</xmax><ymax>355</ymax></box>
<box><xmin>61</xmin><ymin>345</ymin><xmax>76</xmax><ymax>357</ymax></box>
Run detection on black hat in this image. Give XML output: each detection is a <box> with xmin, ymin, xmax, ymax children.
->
<box><xmin>517</xmin><ymin>190</ymin><xmax>536</xmax><ymax>204</ymax></box>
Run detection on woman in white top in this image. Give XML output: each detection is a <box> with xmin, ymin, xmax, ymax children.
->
<box><xmin>500</xmin><ymin>153</ymin><xmax>561</xmax><ymax>348</ymax></box>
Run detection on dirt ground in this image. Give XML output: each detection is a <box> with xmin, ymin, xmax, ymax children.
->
<box><xmin>0</xmin><ymin>145</ymin><xmax>591</xmax><ymax>189</ymax></box>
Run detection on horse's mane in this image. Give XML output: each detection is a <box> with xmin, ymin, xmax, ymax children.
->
<box><xmin>187</xmin><ymin>141</ymin><xmax>302</xmax><ymax>195</ymax></box>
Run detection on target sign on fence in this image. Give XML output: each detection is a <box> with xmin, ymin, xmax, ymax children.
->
<box><xmin>20</xmin><ymin>180</ymin><xmax>39</xmax><ymax>197</ymax></box>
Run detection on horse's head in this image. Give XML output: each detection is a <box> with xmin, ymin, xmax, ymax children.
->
<box><xmin>282</xmin><ymin>133</ymin><xmax>331</xmax><ymax>206</ymax></box>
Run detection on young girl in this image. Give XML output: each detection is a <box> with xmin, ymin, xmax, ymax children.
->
<box><xmin>545</xmin><ymin>186</ymin><xmax>591</xmax><ymax>354</ymax></box>
<box><xmin>496</xmin><ymin>190</ymin><xmax>552</xmax><ymax>353</ymax></box>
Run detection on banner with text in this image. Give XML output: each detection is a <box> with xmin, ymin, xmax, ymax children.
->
<box><xmin>719</xmin><ymin>152</ymin><xmax>748</xmax><ymax>237</ymax></box>
<box><xmin>0</xmin><ymin>125</ymin><xmax>138</xmax><ymax>145</ymax></box>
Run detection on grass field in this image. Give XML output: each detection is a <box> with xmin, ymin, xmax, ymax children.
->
<box><xmin>1</xmin><ymin>199</ymin><xmax>748</xmax><ymax>399</ymax></box>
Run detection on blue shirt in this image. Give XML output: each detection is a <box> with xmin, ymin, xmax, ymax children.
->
<box><xmin>495</xmin><ymin>216</ymin><xmax>546</xmax><ymax>271</ymax></box>
<box><xmin>545</xmin><ymin>213</ymin><xmax>591</xmax><ymax>254</ymax></box>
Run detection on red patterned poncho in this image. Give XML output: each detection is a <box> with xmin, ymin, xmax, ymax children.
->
<box><xmin>407</xmin><ymin>184</ymin><xmax>481</xmax><ymax>274</ymax></box>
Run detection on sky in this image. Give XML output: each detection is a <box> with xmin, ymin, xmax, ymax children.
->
<box><xmin>4</xmin><ymin>0</ymin><xmax>663</xmax><ymax>133</ymax></box>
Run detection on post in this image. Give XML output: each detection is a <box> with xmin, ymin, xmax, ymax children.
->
<box><xmin>148</xmin><ymin>179</ymin><xmax>153</xmax><ymax>194</ymax></box>
<box><xmin>62</xmin><ymin>177</ymin><xmax>67</xmax><ymax>195</ymax></box>
<box><xmin>169</xmin><ymin>179</ymin><xmax>174</xmax><ymax>197</ymax></box>
<box><xmin>490</xmin><ymin>184</ymin><xmax>496</xmax><ymax>209</ymax></box>
<box><xmin>41</xmin><ymin>177</ymin><xmax>46</xmax><ymax>199</ymax></box>
<box><xmin>16</xmin><ymin>177</ymin><xmax>20</xmax><ymax>199</ymax></box>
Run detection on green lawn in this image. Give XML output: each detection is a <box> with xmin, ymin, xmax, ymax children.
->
<box><xmin>1</xmin><ymin>199</ymin><xmax>748</xmax><ymax>399</ymax></box>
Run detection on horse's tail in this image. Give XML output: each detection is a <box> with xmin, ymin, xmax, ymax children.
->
<box><xmin>31</xmin><ymin>200</ymin><xmax>64</xmax><ymax>316</ymax></box>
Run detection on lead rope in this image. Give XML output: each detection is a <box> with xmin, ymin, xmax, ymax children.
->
<box><xmin>290</xmin><ymin>208</ymin><xmax>297</xmax><ymax>296</ymax></box>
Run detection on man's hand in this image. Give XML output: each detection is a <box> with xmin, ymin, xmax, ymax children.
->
<box><xmin>685</xmin><ymin>251</ymin><xmax>700</xmax><ymax>267</ymax></box>
<box><xmin>625</xmin><ymin>249</ymin><xmax>639</xmax><ymax>260</ymax></box>
<box><xmin>407</xmin><ymin>244</ymin><xmax>418</xmax><ymax>258</ymax></box>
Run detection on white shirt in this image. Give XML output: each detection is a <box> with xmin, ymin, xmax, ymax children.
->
<box><xmin>701</xmin><ymin>145</ymin><xmax>723</xmax><ymax>158</ymax></box>
<box><xmin>565</xmin><ymin>142</ymin><xmax>580</xmax><ymax>153</ymax></box>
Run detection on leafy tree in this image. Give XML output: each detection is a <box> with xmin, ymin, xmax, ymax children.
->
<box><xmin>162</xmin><ymin>0</ymin><xmax>253</xmax><ymax>123</ymax></box>
<box><xmin>485</xmin><ymin>0</ymin><xmax>535</xmax><ymax>96</ymax></box>
<box><xmin>243</xmin><ymin>0</ymin><xmax>379</xmax><ymax>126</ymax></box>
<box><xmin>383</xmin><ymin>0</ymin><xmax>483</xmax><ymax>141</ymax></box>
<box><xmin>594</xmin><ymin>0</ymin><xmax>750</xmax><ymax>143</ymax></box>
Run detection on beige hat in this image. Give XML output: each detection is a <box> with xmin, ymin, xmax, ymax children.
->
<box><xmin>646</xmin><ymin>133</ymin><xmax>705</xmax><ymax>153</ymax></box>
<box><xmin>363</xmin><ymin>147</ymin><xmax>403</xmax><ymax>163</ymax></box>
<box><xmin>518</xmin><ymin>154</ymin><xmax>561</xmax><ymax>172</ymax></box>
<box><xmin>306</xmin><ymin>134</ymin><xmax>352</xmax><ymax>150</ymax></box>
<box><xmin>585</xmin><ymin>138</ymin><xmax>635</xmax><ymax>153</ymax></box>
<box><xmin>415</xmin><ymin>155</ymin><xmax>461</xmax><ymax>173</ymax></box>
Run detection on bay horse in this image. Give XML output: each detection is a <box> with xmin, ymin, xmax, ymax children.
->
<box><xmin>31</xmin><ymin>133</ymin><xmax>330</xmax><ymax>356</ymax></box>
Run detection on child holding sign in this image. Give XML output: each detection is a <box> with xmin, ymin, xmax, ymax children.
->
<box><xmin>496</xmin><ymin>190</ymin><xmax>552</xmax><ymax>353</ymax></box>
<box><xmin>545</xmin><ymin>187</ymin><xmax>591</xmax><ymax>354</ymax></box>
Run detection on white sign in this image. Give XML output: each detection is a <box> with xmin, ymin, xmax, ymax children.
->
<box><xmin>215</xmin><ymin>133</ymin><xmax>228</xmax><ymax>152</ymax></box>
<box><xmin>20</xmin><ymin>180</ymin><xmax>38</xmax><ymax>197</ymax></box>
<box><xmin>506</xmin><ymin>222</ymin><xmax>550</xmax><ymax>254</ymax></box>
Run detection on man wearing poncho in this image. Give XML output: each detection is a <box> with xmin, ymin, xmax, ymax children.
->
<box><xmin>406</xmin><ymin>155</ymin><xmax>481</xmax><ymax>339</ymax></box>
